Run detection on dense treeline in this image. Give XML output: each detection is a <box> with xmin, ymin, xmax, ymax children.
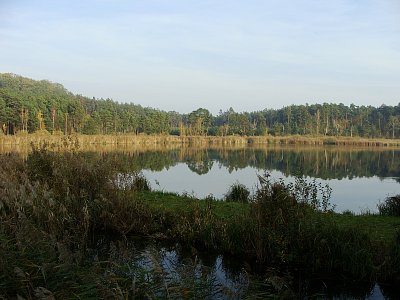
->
<box><xmin>1</xmin><ymin>73</ymin><xmax>399</xmax><ymax>138</ymax></box>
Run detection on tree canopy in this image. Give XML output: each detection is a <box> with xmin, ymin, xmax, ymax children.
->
<box><xmin>0</xmin><ymin>73</ymin><xmax>399</xmax><ymax>138</ymax></box>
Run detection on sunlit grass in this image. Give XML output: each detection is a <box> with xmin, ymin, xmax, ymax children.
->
<box><xmin>1</xmin><ymin>133</ymin><xmax>400</xmax><ymax>149</ymax></box>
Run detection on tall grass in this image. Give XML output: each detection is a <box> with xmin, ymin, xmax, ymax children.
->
<box><xmin>0</xmin><ymin>146</ymin><xmax>158</xmax><ymax>298</ymax></box>
<box><xmin>0</xmin><ymin>147</ymin><xmax>399</xmax><ymax>298</ymax></box>
<box><xmin>1</xmin><ymin>133</ymin><xmax>400</xmax><ymax>147</ymax></box>
<box><xmin>224</xmin><ymin>182</ymin><xmax>250</xmax><ymax>203</ymax></box>
<box><xmin>247</xmin><ymin>174</ymin><xmax>373</xmax><ymax>277</ymax></box>
<box><xmin>378</xmin><ymin>195</ymin><xmax>400</xmax><ymax>216</ymax></box>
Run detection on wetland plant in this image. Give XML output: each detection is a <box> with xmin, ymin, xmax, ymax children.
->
<box><xmin>224</xmin><ymin>182</ymin><xmax>250</xmax><ymax>203</ymax></box>
<box><xmin>114</xmin><ymin>172</ymin><xmax>151</xmax><ymax>191</ymax></box>
<box><xmin>378</xmin><ymin>195</ymin><xmax>400</xmax><ymax>216</ymax></box>
<box><xmin>0</xmin><ymin>148</ymin><xmax>397</xmax><ymax>298</ymax></box>
<box><xmin>248</xmin><ymin>173</ymin><xmax>374</xmax><ymax>278</ymax></box>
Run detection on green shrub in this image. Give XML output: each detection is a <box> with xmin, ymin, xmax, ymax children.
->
<box><xmin>224</xmin><ymin>182</ymin><xmax>250</xmax><ymax>203</ymax></box>
<box><xmin>378</xmin><ymin>195</ymin><xmax>400</xmax><ymax>216</ymax></box>
<box><xmin>130</xmin><ymin>173</ymin><xmax>151</xmax><ymax>191</ymax></box>
<box><xmin>250</xmin><ymin>175</ymin><xmax>308</xmax><ymax>264</ymax></box>
<box><xmin>248</xmin><ymin>173</ymin><xmax>374</xmax><ymax>278</ymax></box>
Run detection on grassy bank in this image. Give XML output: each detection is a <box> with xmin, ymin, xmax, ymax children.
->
<box><xmin>1</xmin><ymin>148</ymin><xmax>399</xmax><ymax>298</ymax></box>
<box><xmin>141</xmin><ymin>190</ymin><xmax>400</xmax><ymax>242</ymax></box>
<box><xmin>1</xmin><ymin>133</ymin><xmax>400</xmax><ymax>148</ymax></box>
<box><xmin>140</xmin><ymin>190</ymin><xmax>400</xmax><ymax>273</ymax></box>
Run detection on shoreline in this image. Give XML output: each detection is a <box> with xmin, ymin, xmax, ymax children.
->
<box><xmin>1</xmin><ymin>133</ymin><xmax>400</xmax><ymax>147</ymax></box>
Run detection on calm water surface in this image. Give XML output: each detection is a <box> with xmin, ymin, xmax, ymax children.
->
<box><xmin>3</xmin><ymin>144</ymin><xmax>399</xmax><ymax>212</ymax></box>
<box><xmin>143</xmin><ymin>164</ymin><xmax>399</xmax><ymax>213</ymax></box>
<box><xmin>136</xmin><ymin>145</ymin><xmax>400</xmax><ymax>213</ymax></box>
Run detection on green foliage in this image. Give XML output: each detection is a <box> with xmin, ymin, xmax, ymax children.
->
<box><xmin>0</xmin><ymin>148</ymin><xmax>161</xmax><ymax>298</ymax></box>
<box><xmin>224</xmin><ymin>182</ymin><xmax>250</xmax><ymax>203</ymax></box>
<box><xmin>378</xmin><ymin>195</ymin><xmax>400</xmax><ymax>216</ymax></box>
<box><xmin>249</xmin><ymin>174</ymin><xmax>314</xmax><ymax>264</ymax></box>
<box><xmin>283</xmin><ymin>176</ymin><xmax>333</xmax><ymax>212</ymax></box>
<box><xmin>248</xmin><ymin>174</ymin><xmax>374</xmax><ymax>278</ymax></box>
<box><xmin>1</xmin><ymin>73</ymin><xmax>399</xmax><ymax>138</ymax></box>
<box><xmin>132</xmin><ymin>174</ymin><xmax>151</xmax><ymax>191</ymax></box>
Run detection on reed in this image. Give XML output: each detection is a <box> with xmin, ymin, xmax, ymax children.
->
<box><xmin>1</xmin><ymin>133</ymin><xmax>400</xmax><ymax>148</ymax></box>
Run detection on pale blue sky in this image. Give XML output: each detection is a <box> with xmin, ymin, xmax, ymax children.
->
<box><xmin>1</xmin><ymin>0</ymin><xmax>399</xmax><ymax>113</ymax></box>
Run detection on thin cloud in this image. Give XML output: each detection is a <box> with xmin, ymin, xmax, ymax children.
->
<box><xmin>1</xmin><ymin>0</ymin><xmax>399</xmax><ymax>113</ymax></box>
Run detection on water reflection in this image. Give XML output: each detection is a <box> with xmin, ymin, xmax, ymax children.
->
<box><xmin>2</xmin><ymin>144</ymin><xmax>400</xmax><ymax>213</ymax></box>
<box><xmin>93</xmin><ymin>237</ymin><xmax>251</xmax><ymax>298</ymax></box>
<box><xmin>92</xmin><ymin>237</ymin><xmax>394</xmax><ymax>299</ymax></box>
<box><xmin>142</xmin><ymin>164</ymin><xmax>399</xmax><ymax>213</ymax></box>
<box><xmin>130</xmin><ymin>145</ymin><xmax>400</xmax><ymax>213</ymax></box>
<box><xmin>3</xmin><ymin>144</ymin><xmax>400</xmax><ymax>180</ymax></box>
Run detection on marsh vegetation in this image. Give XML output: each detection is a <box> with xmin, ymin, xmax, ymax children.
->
<box><xmin>1</xmin><ymin>146</ymin><xmax>400</xmax><ymax>298</ymax></box>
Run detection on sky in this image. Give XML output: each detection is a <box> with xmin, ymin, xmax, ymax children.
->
<box><xmin>1</xmin><ymin>0</ymin><xmax>399</xmax><ymax>114</ymax></box>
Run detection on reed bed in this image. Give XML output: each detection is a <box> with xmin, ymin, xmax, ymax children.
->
<box><xmin>1</xmin><ymin>133</ymin><xmax>400</xmax><ymax>148</ymax></box>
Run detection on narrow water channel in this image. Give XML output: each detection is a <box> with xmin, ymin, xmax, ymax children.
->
<box><xmin>92</xmin><ymin>236</ymin><xmax>399</xmax><ymax>299</ymax></box>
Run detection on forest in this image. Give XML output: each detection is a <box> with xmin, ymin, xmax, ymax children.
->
<box><xmin>1</xmin><ymin>73</ymin><xmax>399</xmax><ymax>138</ymax></box>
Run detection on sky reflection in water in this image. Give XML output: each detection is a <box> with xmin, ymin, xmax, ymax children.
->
<box><xmin>143</xmin><ymin>162</ymin><xmax>400</xmax><ymax>213</ymax></box>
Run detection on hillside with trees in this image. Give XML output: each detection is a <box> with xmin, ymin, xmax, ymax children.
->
<box><xmin>0</xmin><ymin>73</ymin><xmax>399</xmax><ymax>138</ymax></box>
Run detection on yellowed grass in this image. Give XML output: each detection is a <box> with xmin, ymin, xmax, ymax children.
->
<box><xmin>1</xmin><ymin>133</ymin><xmax>400</xmax><ymax>149</ymax></box>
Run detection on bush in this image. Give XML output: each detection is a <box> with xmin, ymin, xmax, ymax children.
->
<box><xmin>224</xmin><ymin>182</ymin><xmax>250</xmax><ymax>203</ymax></box>
<box><xmin>378</xmin><ymin>195</ymin><xmax>400</xmax><ymax>216</ymax></box>
<box><xmin>248</xmin><ymin>173</ymin><xmax>374</xmax><ymax>279</ymax></box>
<box><xmin>133</xmin><ymin>174</ymin><xmax>151</xmax><ymax>191</ymax></box>
<box><xmin>250</xmin><ymin>175</ymin><xmax>308</xmax><ymax>264</ymax></box>
<box><xmin>114</xmin><ymin>172</ymin><xmax>151</xmax><ymax>191</ymax></box>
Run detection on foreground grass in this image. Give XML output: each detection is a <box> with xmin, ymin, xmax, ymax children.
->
<box><xmin>140</xmin><ymin>190</ymin><xmax>249</xmax><ymax>221</ymax></box>
<box><xmin>1</xmin><ymin>149</ymin><xmax>399</xmax><ymax>298</ymax></box>
<box><xmin>138</xmin><ymin>188</ymin><xmax>400</xmax><ymax>277</ymax></box>
<box><xmin>335</xmin><ymin>214</ymin><xmax>400</xmax><ymax>242</ymax></box>
<box><xmin>141</xmin><ymin>190</ymin><xmax>400</xmax><ymax>244</ymax></box>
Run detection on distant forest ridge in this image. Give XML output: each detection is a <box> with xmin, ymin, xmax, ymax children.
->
<box><xmin>0</xmin><ymin>73</ymin><xmax>399</xmax><ymax>138</ymax></box>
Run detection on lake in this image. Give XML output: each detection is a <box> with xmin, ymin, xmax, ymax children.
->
<box><xmin>134</xmin><ymin>145</ymin><xmax>399</xmax><ymax>213</ymax></box>
<box><xmin>2</xmin><ymin>142</ymin><xmax>400</xmax><ymax>298</ymax></box>
<box><xmin>2</xmin><ymin>143</ymin><xmax>399</xmax><ymax>212</ymax></box>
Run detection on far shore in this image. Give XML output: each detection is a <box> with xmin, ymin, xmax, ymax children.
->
<box><xmin>1</xmin><ymin>133</ymin><xmax>400</xmax><ymax>148</ymax></box>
